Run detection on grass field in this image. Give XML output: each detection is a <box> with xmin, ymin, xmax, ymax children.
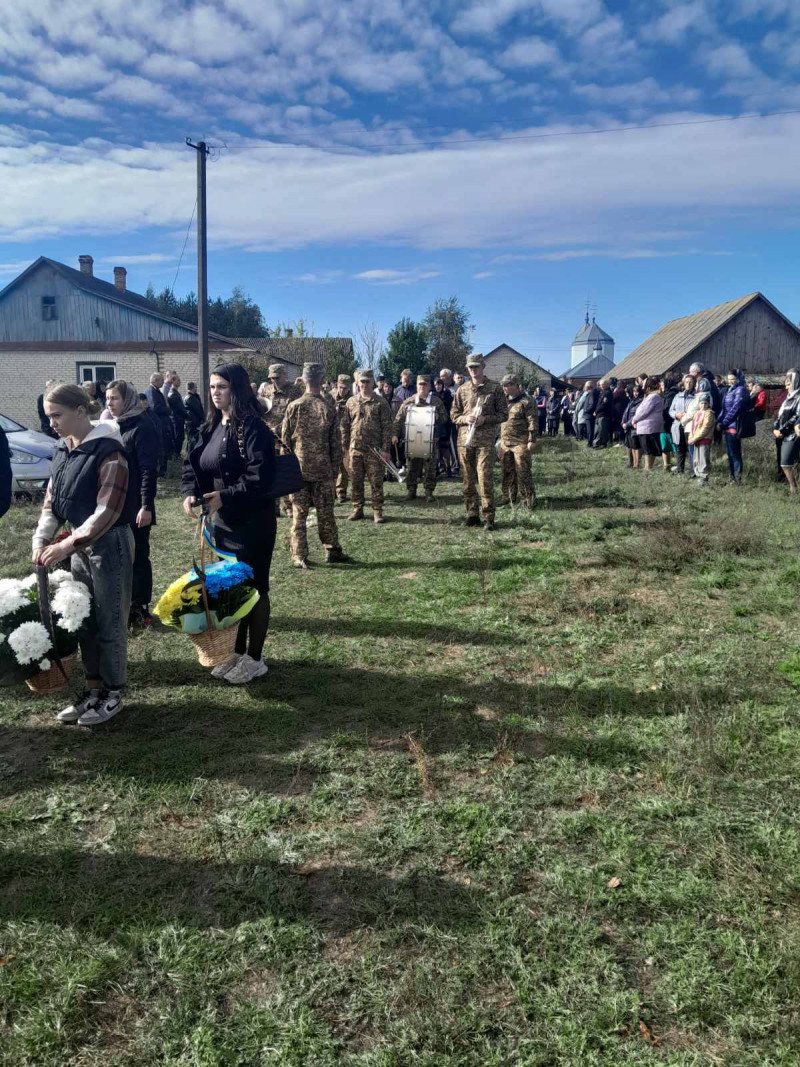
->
<box><xmin>1</xmin><ymin>437</ymin><xmax>800</xmax><ymax>1066</ymax></box>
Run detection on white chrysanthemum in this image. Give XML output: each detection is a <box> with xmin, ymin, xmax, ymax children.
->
<box><xmin>52</xmin><ymin>582</ymin><xmax>91</xmax><ymax>633</ymax></box>
<box><xmin>0</xmin><ymin>579</ymin><xmax>28</xmax><ymax>619</ymax></box>
<box><xmin>48</xmin><ymin>570</ymin><xmax>74</xmax><ymax>586</ymax></box>
<box><xmin>19</xmin><ymin>574</ymin><xmax>38</xmax><ymax>589</ymax></box>
<box><xmin>38</xmin><ymin>658</ymin><xmax>51</xmax><ymax>671</ymax></box>
<box><xmin>8</xmin><ymin>621</ymin><xmax>52</xmax><ymax>665</ymax></box>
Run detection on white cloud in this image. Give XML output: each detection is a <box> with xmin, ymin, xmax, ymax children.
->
<box><xmin>354</xmin><ymin>268</ymin><xmax>443</xmax><ymax>285</ymax></box>
<box><xmin>703</xmin><ymin>42</ymin><xmax>759</xmax><ymax>79</ymax></box>
<box><xmin>98</xmin><ymin>253</ymin><xmax>175</xmax><ymax>264</ymax></box>
<box><xmin>292</xmin><ymin>270</ymin><xmax>344</xmax><ymax>283</ymax></box>
<box><xmin>32</xmin><ymin>51</ymin><xmax>111</xmax><ymax>89</ymax></box>
<box><xmin>452</xmin><ymin>0</ymin><xmax>603</xmax><ymax>35</ymax></box>
<box><xmin>641</xmin><ymin>1</ymin><xmax>713</xmax><ymax>44</ymax></box>
<box><xmin>97</xmin><ymin>75</ymin><xmax>173</xmax><ymax>107</ymax></box>
<box><xmin>574</xmin><ymin>78</ymin><xmax>699</xmax><ymax>106</ymax></box>
<box><xmin>473</xmin><ymin>271</ymin><xmax>495</xmax><ymax>279</ymax></box>
<box><xmin>497</xmin><ymin>36</ymin><xmax>563</xmax><ymax>70</ymax></box>
<box><xmin>493</xmin><ymin>248</ymin><xmax>733</xmax><ymax>262</ymax></box>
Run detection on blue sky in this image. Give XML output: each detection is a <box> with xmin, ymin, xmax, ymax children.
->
<box><xmin>0</xmin><ymin>0</ymin><xmax>798</xmax><ymax>373</ymax></box>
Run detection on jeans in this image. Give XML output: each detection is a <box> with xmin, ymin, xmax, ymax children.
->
<box><xmin>71</xmin><ymin>525</ymin><xmax>134</xmax><ymax>690</ymax></box>
<box><xmin>724</xmin><ymin>432</ymin><xmax>743</xmax><ymax>479</ymax></box>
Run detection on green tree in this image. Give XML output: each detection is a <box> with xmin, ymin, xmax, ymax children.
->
<box><xmin>146</xmin><ymin>284</ymin><xmax>268</xmax><ymax>337</ymax></box>
<box><xmin>380</xmin><ymin>317</ymin><xmax>429</xmax><ymax>382</ymax></box>
<box><xmin>422</xmin><ymin>296</ymin><xmax>471</xmax><ymax>372</ymax></box>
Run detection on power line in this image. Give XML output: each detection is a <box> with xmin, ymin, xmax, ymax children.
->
<box><xmin>248</xmin><ymin>107</ymin><xmax>800</xmax><ymax>153</ymax></box>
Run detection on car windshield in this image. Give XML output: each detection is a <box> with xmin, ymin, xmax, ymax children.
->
<box><xmin>0</xmin><ymin>414</ymin><xmax>25</xmax><ymax>433</ymax></box>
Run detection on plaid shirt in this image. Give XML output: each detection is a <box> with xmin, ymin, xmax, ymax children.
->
<box><xmin>33</xmin><ymin>451</ymin><xmax>129</xmax><ymax>552</ymax></box>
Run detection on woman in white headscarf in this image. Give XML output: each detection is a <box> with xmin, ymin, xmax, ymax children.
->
<box><xmin>773</xmin><ymin>368</ymin><xmax>800</xmax><ymax>495</ymax></box>
<box><xmin>105</xmin><ymin>380</ymin><xmax>161</xmax><ymax>625</ymax></box>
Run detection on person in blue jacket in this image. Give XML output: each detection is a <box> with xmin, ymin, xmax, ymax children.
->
<box><xmin>717</xmin><ymin>371</ymin><xmax>751</xmax><ymax>483</ymax></box>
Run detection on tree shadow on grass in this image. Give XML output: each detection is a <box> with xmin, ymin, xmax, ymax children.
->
<box><xmin>1</xmin><ymin>662</ymin><xmax>736</xmax><ymax>797</ymax></box>
<box><xmin>0</xmin><ymin>848</ymin><xmax>484</xmax><ymax>934</ymax></box>
<box><xmin>268</xmin><ymin>615</ymin><xmax>511</xmax><ymax>647</ymax></box>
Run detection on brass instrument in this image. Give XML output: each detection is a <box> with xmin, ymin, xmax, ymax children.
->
<box><xmin>464</xmin><ymin>401</ymin><xmax>484</xmax><ymax>448</ymax></box>
<box><xmin>371</xmin><ymin>445</ymin><xmax>406</xmax><ymax>482</ymax></box>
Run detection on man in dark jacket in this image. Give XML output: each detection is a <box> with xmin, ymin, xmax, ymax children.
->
<box><xmin>0</xmin><ymin>427</ymin><xmax>11</xmax><ymax>518</ymax></box>
<box><xmin>592</xmin><ymin>379</ymin><xmax>614</xmax><ymax>448</ymax></box>
<box><xmin>183</xmin><ymin>381</ymin><xmax>205</xmax><ymax>451</ymax></box>
<box><xmin>36</xmin><ymin>381</ymin><xmax>58</xmax><ymax>438</ymax></box>
<box><xmin>167</xmin><ymin>374</ymin><xmax>189</xmax><ymax>457</ymax></box>
<box><xmin>145</xmin><ymin>372</ymin><xmax>172</xmax><ymax>475</ymax></box>
<box><xmin>582</xmin><ymin>380</ymin><xmax>599</xmax><ymax>447</ymax></box>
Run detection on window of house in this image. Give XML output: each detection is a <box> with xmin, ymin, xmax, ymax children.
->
<box><xmin>77</xmin><ymin>362</ymin><xmax>116</xmax><ymax>386</ymax></box>
<box><xmin>41</xmin><ymin>296</ymin><xmax>56</xmax><ymax>321</ymax></box>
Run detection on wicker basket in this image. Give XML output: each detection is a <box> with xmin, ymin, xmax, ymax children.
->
<box><xmin>188</xmin><ymin>625</ymin><xmax>238</xmax><ymax>667</ymax></box>
<box><xmin>25</xmin><ymin>653</ymin><xmax>77</xmax><ymax>693</ymax></box>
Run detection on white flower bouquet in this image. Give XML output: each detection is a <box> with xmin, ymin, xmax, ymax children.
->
<box><xmin>0</xmin><ymin>571</ymin><xmax>92</xmax><ymax>685</ymax></box>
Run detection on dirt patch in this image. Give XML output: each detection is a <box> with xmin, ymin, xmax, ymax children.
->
<box><xmin>398</xmin><ymin>571</ymin><xmax>419</xmax><ymax>580</ymax></box>
<box><xmin>224</xmin><ymin>967</ymin><xmax>280</xmax><ymax>1013</ymax></box>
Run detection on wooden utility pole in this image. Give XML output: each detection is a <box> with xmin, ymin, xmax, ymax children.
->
<box><xmin>186</xmin><ymin>139</ymin><xmax>211</xmax><ymax>389</ymax></box>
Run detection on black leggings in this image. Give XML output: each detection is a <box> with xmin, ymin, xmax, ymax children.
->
<box><xmin>216</xmin><ymin>512</ymin><xmax>277</xmax><ymax>661</ymax></box>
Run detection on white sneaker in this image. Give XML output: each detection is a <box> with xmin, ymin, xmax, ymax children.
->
<box><xmin>224</xmin><ymin>654</ymin><xmax>269</xmax><ymax>685</ymax></box>
<box><xmin>78</xmin><ymin>689</ymin><xmax>123</xmax><ymax>726</ymax></box>
<box><xmin>211</xmin><ymin>653</ymin><xmax>241</xmax><ymax>679</ymax></box>
<box><xmin>57</xmin><ymin>688</ymin><xmax>100</xmax><ymax>724</ymax></box>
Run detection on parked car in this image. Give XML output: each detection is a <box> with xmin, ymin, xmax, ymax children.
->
<box><xmin>0</xmin><ymin>413</ymin><xmax>57</xmax><ymax>498</ymax></box>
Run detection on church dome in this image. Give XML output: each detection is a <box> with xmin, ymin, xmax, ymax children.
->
<box><xmin>573</xmin><ymin>314</ymin><xmax>614</xmax><ymax>346</ymax></box>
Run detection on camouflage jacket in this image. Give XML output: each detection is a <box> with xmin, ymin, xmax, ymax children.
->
<box><xmin>499</xmin><ymin>392</ymin><xmax>537</xmax><ymax>448</ymax></box>
<box><xmin>263</xmin><ymin>382</ymin><xmax>303</xmax><ymax>441</ymax></box>
<box><xmin>281</xmin><ymin>392</ymin><xmax>342</xmax><ymax>482</ymax></box>
<box><xmin>393</xmin><ymin>394</ymin><xmax>448</xmax><ymax>439</ymax></box>
<box><xmin>451</xmin><ymin>378</ymin><xmax>508</xmax><ymax>448</ymax></box>
<box><xmin>341</xmin><ymin>393</ymin><xmax>393</xmax><ymax>453</ymax></box>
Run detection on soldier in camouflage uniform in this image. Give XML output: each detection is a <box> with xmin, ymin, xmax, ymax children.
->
<box><xmin>498</xmin><ymin>373</ymin><xmax>537</xmax><ymax>508</ymax></box>
<box><xmin>451</xmin><ymin>353</ymin><xmax>508</xmax><ymax>529</ymax></box>
<box><xmin>333</xmin><ymin>373</ymin><xmax>352</xmax><ymax>502</ymax></box>
<box><xmin>282</xmin><ymin>363</ymin><xmax>349</xmax><ymax>567</ymax></box>
<box><xmin>392</xmin><ymin>374</ymin><xmax>448</xmax><ymax>502</ymax></box>
<box><xmin>263</xmin><ymin>363</ymin><xmax>303</xmax><ymax>518</ymax></box>
<box><xmin>340</xmin><ymin>370</ymin><xmax>393</xmax><ymax>524</ymax></box>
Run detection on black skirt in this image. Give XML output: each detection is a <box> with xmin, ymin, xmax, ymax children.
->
<box><xmin>639</xmin><ymin>432</ymin><xmax>663</xmax><ymax>457</ymax></box>
<box><xmin>778</xmin><ymin>434</ymin><xmax>800</xmax><ymax>468</ymax></box>
<box><xmin>212</xmin><ymin>510</ymin><xmax>277</xmax><ymax>593</ymax></box>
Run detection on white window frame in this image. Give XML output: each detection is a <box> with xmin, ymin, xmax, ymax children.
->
<box><xmin>76</xmin><ymin>362</ymin><xmax>117</xmax><ymax>385</ymax></box>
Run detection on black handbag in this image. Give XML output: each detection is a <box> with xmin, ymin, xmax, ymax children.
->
<box><xmin>268</xmin><ymin>447</ymin><xmax>304</xmax><ymax>498</ymax></box>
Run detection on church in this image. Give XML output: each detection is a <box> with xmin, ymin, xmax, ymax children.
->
<box><xmin>561</xmin><ymin>313</ymin><xmax>616</xmax><ymax>385</ymax></box>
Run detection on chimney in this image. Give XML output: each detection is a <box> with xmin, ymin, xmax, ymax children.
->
<box><xmin>113</xmin><ymin>266</ymin><xmax>127</xmax><ymax>292</ymax></box>
<box><xmin>285</xmin><ymin>327</ymin><xmax>293</xmax><ymax>338</ymax></box>
<box><xmin>78</xmin><ymin>255</ymin><xmax>94</xmax><ymax>276</ymax></box>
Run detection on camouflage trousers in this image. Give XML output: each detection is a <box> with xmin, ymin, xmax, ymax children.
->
<box><xmin>500</xmin><ymin>446</ymin><xmax>535</xmax><ymax>507</ymax></box>
<box><xmin>350</xmin><ymin>450</ymin><xmax>384</xmax><ymax>512</ymax></box>
<box><xmin>289</xmin><ymin>480</ymin><xmax>341</xmax><ymax>561</ymax></box>
<box><xmin>335</xmin><ymin>461</ymin><xmax>349</xmax><ymax>501</ymax></box>
<box><xmin>458</xmin><ymin>445</ymin><xmax>495</xmax><ymax>520</ymax></box>
<box><xmin>406</xmin><ymin>456</ymin><xmax>436</xmax><ymax>496</ymax></box>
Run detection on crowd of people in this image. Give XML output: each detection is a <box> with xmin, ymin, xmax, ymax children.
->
<box><xmin>7</xmin><ymin>351</ymin><xmax>799</xmax><ymax>725</ymax></box>
<box><xmin>528</xmin><ymin>364</ymin><xmax>800</xmax><ymax>492</ymax></box>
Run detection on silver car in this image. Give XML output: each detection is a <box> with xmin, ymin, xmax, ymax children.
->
<box><xmin>0</xmin><ymin>413</ymin><xmax>57</xmax><ymax>498</ymax></box>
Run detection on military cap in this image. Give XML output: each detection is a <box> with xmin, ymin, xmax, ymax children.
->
<box><xmin>267</xmin><ymin>363</ymin><xmax>286</xmax><ymax>378</ymax></box>
<box><xmin>357</xmin><ymin>370</ymin><xmax>374</xmax><ymax>383</ymax></box>
<box><xmin>416</xmin><ymin>374</ymin><xmax>430</xmax><ymax>385</ymax></box>
<box><xmin>302</xmin><ymin>362</ymin><xmax>324</xmax><ymax>384</ymax></box>
<box><xmin>465</xmin><ymin>353</ymin><xmax>485</xmax><ymax>367</ymax></box>
<box><xmin>337</xmin><ymin>373</ymin><xmax>352</xmax><ymax>385</ymax></box>
<box><xmin>501</xmin><ymin>373</ymin><xmax>519</xmax><ymax>386</ymax></box>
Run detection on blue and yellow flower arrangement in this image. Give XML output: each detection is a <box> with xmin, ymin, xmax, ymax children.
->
<box><xmin>154</xmin><ymin>560</ymin><xmax>259</xmax><ymax>634</ymax></box>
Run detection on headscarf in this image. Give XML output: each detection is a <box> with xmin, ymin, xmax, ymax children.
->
<box><xmin>110</xmin><ymin>381</ymin><xmax>143</xmax><ymax>419</ymax></box>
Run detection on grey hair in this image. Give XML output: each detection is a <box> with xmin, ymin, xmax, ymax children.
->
<box><xmin>150</xmin><ymin>372</ymin><xmax>163</xmax><ymax>385</ymax></box>
<box><xmin>689</xmin><ymin>361</ymin><xmax>705</xmax><ymax>374</ymax></box>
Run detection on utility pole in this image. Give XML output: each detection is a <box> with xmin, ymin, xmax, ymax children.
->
<box><xmin>186</xmin><ymin>138</ymin><xmax>211</xmax><ymax>390</ymax></box>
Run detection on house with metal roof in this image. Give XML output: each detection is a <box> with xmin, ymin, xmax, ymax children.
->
<box><xmin>483</xmin><ymin>343</ymin><xmax>564</xmax><ymax>389</ymax></box>
<box><xmin>230</xmin><ymin>335</ymin><xmax>355</xmax><ymax>381</ymax></box>
<box><xmin>612</xmin><ymin>292</ymin><xmax>800</xmax><ymax>383</ymax></box>
<box><xmin>0</xmin><ymin>254</ymin><xmax>247</xmax><ymax>426</ymax></box>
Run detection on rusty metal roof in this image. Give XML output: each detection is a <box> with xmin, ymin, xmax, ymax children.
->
<box><xmin>612</xmin><ymin>292</ymin><xmax>767</xmax><ymax>380</ymax></box>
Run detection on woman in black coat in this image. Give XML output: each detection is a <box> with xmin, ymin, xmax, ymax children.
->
<box><xmin>105</xmin><ymin>380</ymin><xmax>160</xmax><ymax>627</ymax></box>
<box><xmin>181</xmin><ymin>362</ymin><xmax>277</xmax><ymax>685</ymax></box>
